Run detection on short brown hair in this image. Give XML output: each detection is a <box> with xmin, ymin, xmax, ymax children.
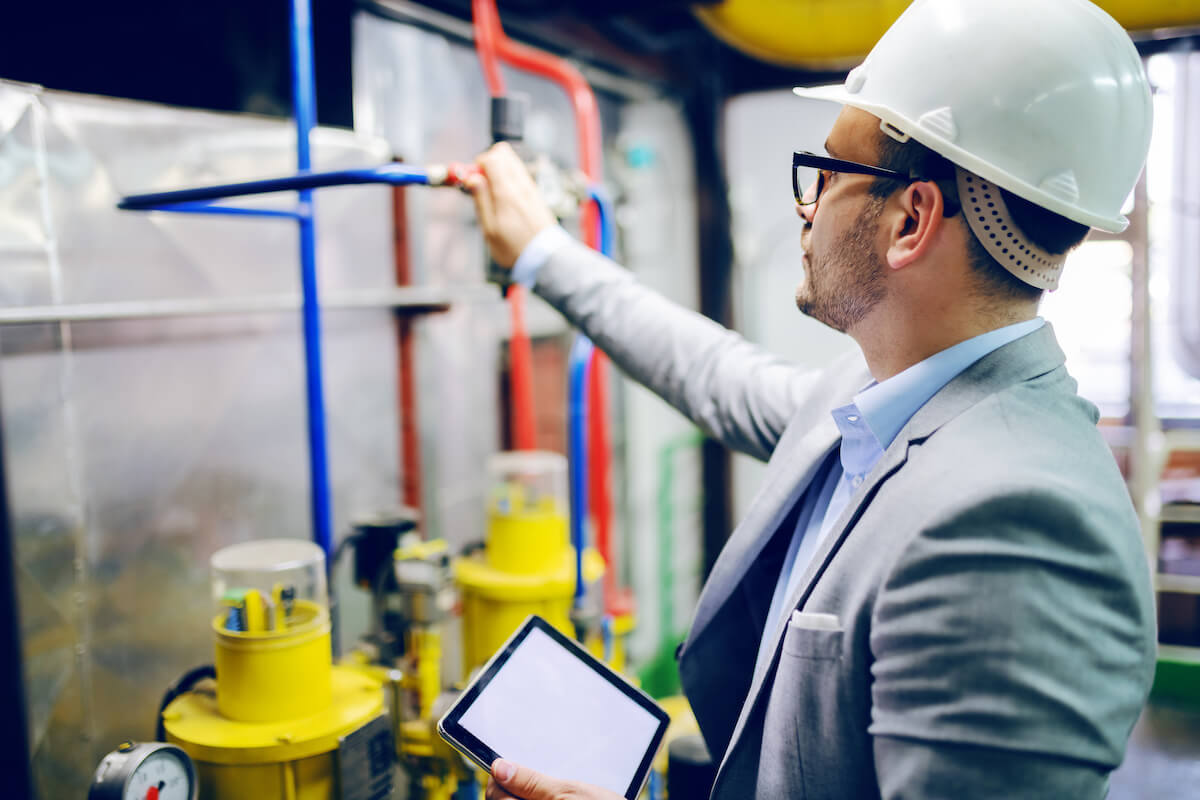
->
<box><xmin>868</xmin><ymin>132</ymin><xmax>1089</xmax><ymax>305</ymax></box>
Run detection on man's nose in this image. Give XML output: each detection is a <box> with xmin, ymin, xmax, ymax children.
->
<box><xmin>798</xmin><ymin>179</ymin><xmax>818</xmax><ymax>223</ymax></box>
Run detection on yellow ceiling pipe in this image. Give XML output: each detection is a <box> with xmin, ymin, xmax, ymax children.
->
<box><xmin>693</xmin><ymin>0</ymin><xmax>1200</xmax><ymax>69</ymax></box>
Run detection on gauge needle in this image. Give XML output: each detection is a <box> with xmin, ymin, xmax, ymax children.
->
<box><xmin>146</xmin><ymin>780</ymin><xmax>164</xmax><ymax>800</ymax></box>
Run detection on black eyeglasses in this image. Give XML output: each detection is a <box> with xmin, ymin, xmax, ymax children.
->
<box><xmin>797</xmin><ymin>148</ymin><xmax>956</xmax><ymax>209</ymax></box>
<box><xmin>793</xmin><ymin>150</ymin><xmax>923</xmax><ymax>208</ymax></box>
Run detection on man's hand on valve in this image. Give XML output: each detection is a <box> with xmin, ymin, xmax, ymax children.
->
<box><xmin>465</xmin><ymin>142</ymin><xmax>558</xmax><ymax>270</ymax></box>
<box><xmin>486</xmin><ymin>759</ymin><xmax>625</xmax><ymax>800</ymax></box>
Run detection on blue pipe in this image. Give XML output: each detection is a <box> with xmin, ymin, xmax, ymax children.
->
<box><xmin>567</xmin><ymin>333</ymin><xmax>593</xmax><ymax>605</ymax></box>
<box><xmin>291</xmin><ymin>0</ymin><xmax>333</xmax><ymax>563</ymax></box>
<box><xmin>118</xmin><ymin>165</ymin><xmax>432</xmax><ymax>211</ymax></box>
<box><xmin>131</xmin><ymin>201</ymin><xmax>303</xmax><ymax>220</ymax></box>
<box><xmin>565</xmin><ymin>189</ymin><xmax>615</xmax><ymax>607</ymax></box>
<box><xmin>587</xmin><ymin>187</ymin><xmax>615</xmax><ymax>258</ymax></box>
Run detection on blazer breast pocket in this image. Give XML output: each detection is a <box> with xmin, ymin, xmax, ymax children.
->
<box><xmin>782</xmin><ymin>611</ymin><xmax>844</xmax><ymax>660</ymax></box>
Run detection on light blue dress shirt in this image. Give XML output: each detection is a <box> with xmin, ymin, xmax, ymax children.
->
<box><xmin>751</xmin><ymin>316</ymin><xmax>1045</xmax><ymax>681</ymax></box>
<box><xmin>511</xmin><ymin>225</ymin><xmax>572</xmax><ymax>288</ymax></box>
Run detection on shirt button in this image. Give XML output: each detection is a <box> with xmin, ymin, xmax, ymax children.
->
<box><xmin>847</xmin><ymin>415</ymin><xmax>860</xmax><ymax>423</ymax></box>
<box><xmin>851</xmin><ymin>475</ymin><xmax>863</xmax><ymax>488</ymax></box>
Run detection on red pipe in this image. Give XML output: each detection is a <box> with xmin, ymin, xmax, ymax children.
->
<box><xmin>472</xmin><ymin>0</ymin><xmax>621</xmax><ymax>612</ymax></box>
<box><xmin>508</xmin><ymin>285</ymin><xmax>538</xmax><ymax>451</ymax></box>
<box><xmin>472</xmin><ymin>0</ymin><xmax>537</xmax><ymax>451</ymax></box>
<box><xmin>472</xmin><ymin>0</ymin><xmax>507</xmax><ymax>97</ymax></box>
<box><xmin>391</xmin><ymin>175</ymin><xmax>424</xmax><ymax>521</ymax></box>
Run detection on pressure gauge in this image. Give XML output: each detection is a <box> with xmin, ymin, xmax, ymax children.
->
<box><xmin>88</xmin><ymin>741</ymin><xmax>198</xmax><ymax>800</ymax></box>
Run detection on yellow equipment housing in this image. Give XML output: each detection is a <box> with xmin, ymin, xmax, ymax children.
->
<box><xmin>163</xmin><ymin>601</ymin><xmax>386</xmax><ymax>800</ymax></box>
<box><xmin>455</xmin><ymin>501</ymin><xmax>605</xmax><ymax>676</ymax></box>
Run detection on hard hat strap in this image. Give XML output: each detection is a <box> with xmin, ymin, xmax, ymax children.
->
<box><xmin>957</xmin><ymin>170</ymin><xmax>1066</xmax><ymax>291</ymax></box>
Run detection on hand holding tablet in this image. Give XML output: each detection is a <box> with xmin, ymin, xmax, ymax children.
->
<box><xmin>486</xmin><ymin>758</ymin><xmax>624</xmax><ymax>800</ymax></box>
<box><xmin>437</xmin><ymin>616</ymin><xmax>670</xmax><ymax>800</ymax></box>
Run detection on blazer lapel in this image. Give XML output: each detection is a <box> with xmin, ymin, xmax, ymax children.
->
<box><xmin>687</xmin><ymin>414</ymin><xmax>840</xmax><ymax>639</ymax></box>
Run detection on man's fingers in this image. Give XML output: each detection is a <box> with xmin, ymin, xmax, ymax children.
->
<box><xmin>484</xmin><ymin>776</ymin><xmax>519</xmax><ymax>800</ymax></box>
<box><xmin>466</xmin><ymin>172</ymin><xmax>498</xmax><ymax>237</ymax></box>
<box><xmin>479</xmin><ymin>142</ymin><xmax>539</xmax><ymax>200</ymax></box>
<box><xmin>490</xmin><ymin>759</ymin><xmax>568</xmax><ymax>800</ymax></box>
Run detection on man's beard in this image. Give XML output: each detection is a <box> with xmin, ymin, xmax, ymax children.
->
<box><xmin>795</xmin><ymin>198</ymin><xmax>886</xmax><ymax>333</ymax></box>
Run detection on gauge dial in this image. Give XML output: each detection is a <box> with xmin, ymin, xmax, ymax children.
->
<box><xmin>122</xmin><ymin>749</ymin><xmax>192</xmax><ymax>800</ymax></box>
<box><xmin>89</xmin><ymin>742</ymin><xmax>197</xmax><ymax>800</ymax></box>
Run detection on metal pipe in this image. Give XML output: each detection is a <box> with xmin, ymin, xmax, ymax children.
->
<box><xmin>128</xmin><ymin>202</ymin><xmax>303</xmax><ymax>220</ymax></box>
<box><xmin>292</xmin><ymin>0</ymin><xmax>334</xmax><ymax>562</ymax></box>
<box><xmin>586</xmin><ymin>187</ymin><xmax>619</xmax><ymax>607</ymax></box>
<box><xmin>118</xmin><ymin>165</ymin><xmax>432</xmax><ymax>210</ymax></box>
<box><xmin>391</xmin><ymin>179</ymin><xmax>425</xmax><ymax>520</ymax></box>
<box><xmin>568</xmin><ymin>334</ymin><xmax>593</xmax><ymax>604</ymax></box>
<box><xmin>0</xmin><ymin>287</ymin><xmax>453</xmax><ymax>326</ymax></box>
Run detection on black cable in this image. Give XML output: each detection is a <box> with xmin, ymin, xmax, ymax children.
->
<box><xmin>155</xmin><ymin>664</ymin><xmax>216</xmax><ymax>742</ymax></box>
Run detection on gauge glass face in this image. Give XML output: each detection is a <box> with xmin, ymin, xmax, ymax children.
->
<box><xmin>122</xmin><ymin>751</ymin><xmax>191</xmax><ymax>800</ymax></box>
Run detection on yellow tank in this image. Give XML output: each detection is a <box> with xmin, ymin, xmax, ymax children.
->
<box><xmin>164</xmin><ymin>539</ymin><xmax>390</xmax><ymax>800</ymax></box>
<box><xmin>456</xmin><ymin>451</ymin><xmax>605</xmax><ymax>675</ymax></box>
<box><xmin>163</xmin><ymin>665</ymin><xmax>385</xmax><ymax>800</ymax></box>
<box><xmin>212</xmin><ymin>599</ymin><xmax>332</xmax><ymax>723</ymax></box>
<box><xmin>693</xmin><ymin>0</ymin><xmax>1200</xmax><ymax>69</ymax></box>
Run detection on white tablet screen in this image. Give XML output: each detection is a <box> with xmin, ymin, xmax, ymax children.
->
<box><xmin>457</xmin><ymin>626</ymin><xmax>662</xmax><ymax>794</ymax></box>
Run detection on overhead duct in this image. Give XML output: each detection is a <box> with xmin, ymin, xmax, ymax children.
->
<box><xmin>694</xmin><ymin>0</ymin><xmax>1200</xmax><ymax>68</ymax></box>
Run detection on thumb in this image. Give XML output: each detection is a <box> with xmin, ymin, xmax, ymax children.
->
<box><xmin>492</xmin><ymin>759</ymin><xmax>569</xmax><ymax>800</ymax></box>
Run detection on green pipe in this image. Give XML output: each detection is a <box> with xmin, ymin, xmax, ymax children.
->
<box><xmin>640</xmin><ymin>431</ymin><xmax>703</xmax><ymax>698</ymax></box>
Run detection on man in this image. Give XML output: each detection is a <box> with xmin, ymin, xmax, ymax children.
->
<box><xmin>468</xmin><ymin>0</ymin><xmax>1157</xmax><ymax>797</ymax></box>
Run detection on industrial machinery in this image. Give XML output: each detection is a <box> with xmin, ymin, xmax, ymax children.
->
<box><xmin>82</xmin><ymin>0</ymin><xmax>683</xmax><ymax>794</ymax></box>
<box><xmin>159</xmin><ymin>540</ymin><xmax>394</xmax><ymax>800</ymax></box>
<box><xmin>122</xmin><ymin>450</ymin><xmax>628</xmax><ymax>800</ymax></box>
<box><xmin>456</xmin><ymin>451</ymin><xmax>607</xmax><ymax>674</ymax></box>
<box><xmin>339</xmin><ymin>451</ymin><xmax>617</xmax><ymax>799</ymax></box>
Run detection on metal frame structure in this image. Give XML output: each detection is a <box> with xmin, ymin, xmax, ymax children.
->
<box><xmin>116</xmin><ymin>0</ymin><xmax>449</xmax><ymax>564</ymax></box>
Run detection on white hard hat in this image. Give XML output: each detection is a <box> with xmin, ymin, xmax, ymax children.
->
<box><xmin>793</xmin><ymin>0</ymin><xmax>1152</xmax><ymax>235</ymax></box>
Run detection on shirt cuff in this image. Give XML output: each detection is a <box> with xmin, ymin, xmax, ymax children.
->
<box><xmin>511</xmin><ymin>225</ymin><xmax>573</xmax><ymax>288</ymax></box>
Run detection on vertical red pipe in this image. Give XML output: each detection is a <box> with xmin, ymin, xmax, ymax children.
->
<box><xmin>391</xmin><ymin>178</ymin><xmax>423</xmax><ymax>519</ymax></box>
<box><xmin>507</xmin><ymin>285</ymin><xmax>538</xmax><ymax>451</ymax></box>
<box><xmin>472</xmin><ymin>0</ymin><xmax>619</xmax><ymax>609</ymax></box>
<box><xmin>472</xmin><ymin>0</ymin><xmax>538</xmax><ymax>452</ymax></box>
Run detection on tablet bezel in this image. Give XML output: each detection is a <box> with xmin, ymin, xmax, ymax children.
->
<box><xmin>437</xmin><ymin>614</ymin><xmax>670</xmax><ymax>800</ymax></box>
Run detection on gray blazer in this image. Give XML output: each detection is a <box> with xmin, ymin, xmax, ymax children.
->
<box><xmin>534</xmin><ymin>240</ymin><xmax>1157</xmax><ymax>799</ymax></box>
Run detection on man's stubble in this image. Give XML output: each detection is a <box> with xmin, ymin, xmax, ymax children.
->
<box><xmin>795</xmin><ymin>196</ymin><xmax>887</xmax><ymax>333</ymax></box>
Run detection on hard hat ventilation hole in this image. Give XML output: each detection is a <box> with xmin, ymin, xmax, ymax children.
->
<box><xmin>956</xmin><ymin>170</ymin><xmax>1067</xmax><ymax>291</ymax></box>
<box><xmin>879</xmin><ymin>119</ymin><xmax>911</xmax><ymax>144</ymax></box>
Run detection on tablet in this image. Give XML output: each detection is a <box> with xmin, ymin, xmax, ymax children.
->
<box><xmin>437</xmin><ymin>615</ymin><xmax>670</xmax><ymax>799</ymax></box>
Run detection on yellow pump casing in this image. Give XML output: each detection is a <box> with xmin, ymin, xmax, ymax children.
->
<box><xmin>163</xmin><ymin>601</ymin><xmax>386</xmax><ymax>800</ymax></box>
<box><xmin>455</xmin><ymin>505</ymin><xmax>604</xmax><ymax>676</ymax></box>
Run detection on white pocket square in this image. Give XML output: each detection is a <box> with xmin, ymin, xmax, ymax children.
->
<box><xmin>790</xmin><ymin>611</ymin><xmax>840</xmax><ymax>631</ymax></box>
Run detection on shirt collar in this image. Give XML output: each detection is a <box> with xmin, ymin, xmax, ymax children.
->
<box><xmin>853</xmin><ymin>317</ymin><xmax>1045</xmax><ymax>451</ymax></box>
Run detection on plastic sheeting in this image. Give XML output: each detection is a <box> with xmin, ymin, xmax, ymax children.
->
<box><xmin>0</xmin><ymin>80</ymin><xmax>400</xmax><ymax>796</ymax></box>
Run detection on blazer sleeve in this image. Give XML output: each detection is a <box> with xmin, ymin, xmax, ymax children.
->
<box><xmin>867</xmin><ymin>488</ymin><xmax>1156</xmax><ymax>798</ymax></box>
<box><xmin>534</xmin><ymin>238</ymin><xmax>819</xmax><ymax>461</ymax></box>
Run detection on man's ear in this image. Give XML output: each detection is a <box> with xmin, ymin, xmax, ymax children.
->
<box><xmin>884</xmin><ymin>181</ymin><xmax>946</xmax><ymax>271</ymax></box>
